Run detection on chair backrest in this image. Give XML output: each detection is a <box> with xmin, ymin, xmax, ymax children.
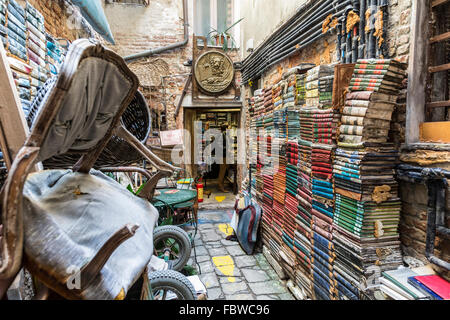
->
<box><xmin>28</xmin><ymin>39</ymin><xmax>139</xmax><ymax>166</ymax></box>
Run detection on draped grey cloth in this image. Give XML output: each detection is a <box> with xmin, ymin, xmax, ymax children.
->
<box><xmin>22</xmin><ymin>169</ymin><xmax>158</xmax><ymax>299</ymax></box>
<box><xmin>34</xmin><ymin>57</ymin><xmax>132</xmax><ymax>162</ymax></box>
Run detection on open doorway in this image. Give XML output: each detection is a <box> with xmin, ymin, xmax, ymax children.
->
<box><xmin>185</xmin><ymin>108</ymin><xmax>240</xmax><ymax>208</ymax></box>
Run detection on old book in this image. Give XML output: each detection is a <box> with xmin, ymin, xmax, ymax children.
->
<box><xmin>349</xmin><ymin>84</ymin><xmax>399</xmax><ymax>94</ymax></box>
<box><xmin>339</xmin><ymin>125</ymin><xmax>390</xmax><ymax>138</ymax></box>
<box><xmin>339</xmin><ymin>134</ymin><xmax>388</xmax><ymax>144</ymax></box>
<box><xmin>345</xmin><ymin>91</ymin><xmax>398</xmax><ymax>102</ymax></box>
<box><xmin>341</xmin><ymin>116</ymin><xmax>391</xmax><ymax>128</ymax></box>
<box><xmin>382</xmin><ymin>268</ymin><xmax>429</xmax><ymax>300</ymax></box>
<box><xmin>356</xmin><ymin>58</ymin><xmax>407</xmax><ymax>70</ymax></box>
<box><xmin>345</xmin><ymin>99</ymin><xmax>396</xmax><ymax>109</ymax></box>
<box><xmin>350</xmin><ymin>78</ymin><xmax>401</xmax><ymax>89</ymax></box>
<box><xmin>354</xmin><ymin>62</ymin><xmax>406</xmax><ymax>75</ymax></box>
<box><xmin>341</xmin><ymin>107</ymin><xmax>394</xmax><ymax>121</ymax></box>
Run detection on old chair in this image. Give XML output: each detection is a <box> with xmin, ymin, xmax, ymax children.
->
<box><xmin>0</xmin><ymin>39</ymin><xmax>180</xmax><ymax>299</ymax></box>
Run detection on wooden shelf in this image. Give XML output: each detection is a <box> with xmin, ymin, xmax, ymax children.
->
<box><xmin>432</xmin><ymin>0</ymin><xmax>450</xmax><ymax>8</ymax></box>
<box><xmin>429</xmin><ymin>63</ymin><xmax>450</xmax><ymax>73</ymax></box>
<box><xmin>430</xmin><ymin>31</ymin><xmax>450</xmax><ymax>43</ymax></box>
<box><xmin>427</xmin><ymin>100</ymin><xmax>450</xmax><ymax>108</ymax></box>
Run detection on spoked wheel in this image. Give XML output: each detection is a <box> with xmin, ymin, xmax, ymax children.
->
<box><xmin>148</xmin><ymin>270</ymin><xmax>196</xmax><ymax>300</ymax></box>
<box><xmin>153</xmin><ymin>226</ymin><xmax>192</xmax><ymax>272</ymax></box>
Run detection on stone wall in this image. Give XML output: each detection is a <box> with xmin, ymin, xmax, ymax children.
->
<box><xmin>399</xmin><ymin>178</ymin><xmax>450</xmax><ymax>280</ymax></box>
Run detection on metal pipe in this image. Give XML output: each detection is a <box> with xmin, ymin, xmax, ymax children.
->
<box><xmin>242</xmin><ymin>0</ymin><xmax>337</xmax><ymax>81</ymax></box>
<box><xmin>242</xmin><ymin>0</ymin><xmax>354</xmax><ymax>82</ymax></box>
<box><xmin>124</xmin><ymin>0</ymin><xmax>189</xmax><ymax>62</ymax></box>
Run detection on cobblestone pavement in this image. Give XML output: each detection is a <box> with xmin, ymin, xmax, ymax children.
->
<box><xmin>188</xmin><ymin>209</ymin><xmax>295</xmax><ymax>300</ymax></box>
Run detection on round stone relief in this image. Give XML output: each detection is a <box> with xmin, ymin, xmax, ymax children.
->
<box><xmin>194</xmin><ymin>51</ymin><xmax>234</xmax><ymax>94</ymax></box>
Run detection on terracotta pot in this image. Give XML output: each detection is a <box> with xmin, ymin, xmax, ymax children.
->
<box><xmin>214</xmin><ymin>34</ymin><xmax>231</xmax><ymax>47</ymax></box>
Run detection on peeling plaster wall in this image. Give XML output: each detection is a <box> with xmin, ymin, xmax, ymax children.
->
<box><xmin>239</xmin><ymin>0</ymin><xmax>310</xmax><ymax>59</ymax></box>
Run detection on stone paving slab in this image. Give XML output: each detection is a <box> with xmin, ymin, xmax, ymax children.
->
<box><xmin>222</xmin><ymin>281</ymin><xmax>249</xmax><ymax>295</ymax></box>
<box><xmin>226</xmin><ymin>245</ymin><xmax>246</xmax><ymax>256</ymax></box>
<box><xmin>248</xmin><ymin>281</ymin><xmax>288</xmax><ymax>295</ymax></box>
<box><xmin>241</xmin><ymin>268</ymin><xmax>270</xmax><ymax>283</ymax></box>
<box><xmin>234</xmin><ymin>255</ymin><xmax>257</xmax><ymax>268</ymax></box>
<box><xmin>226</xmin><ymin>294</ymin><xmax>255</xmax><ymax>300</ymax></box>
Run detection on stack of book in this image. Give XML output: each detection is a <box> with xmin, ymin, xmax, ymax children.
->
<box><xmin>274</xmin><ymin>107</ymin><xmax>287</xmax><ymax>140</ymax></box>
<box><xmin>286</xmin><ymin>76</ymin><xmax>301</xmax><ymax>140</ymax></box>
<box><xmin>284</xmin><ymin>141</ymin><xmax>299</xmax><ymax>252</ymax></box>
<box><xmin>306</xmin><ymin>66</ymin><xmax>337</xmax><ymax>300</ymax></box>
<box><xmin>26</xmin><ymin>2</ymin><xmax>48</xmax><ymax>102</ymax></box>
<box><xmin>273</xmin><ymin>81</ymin><xmax>283</xmax><ymax>110</ymax></box>
<box><xmin>264</xmin><ymin>86</ymin><xmax>273</xmax><ymax>113</ymax></box>
<box><xmin>249</xmin><ymin>96</ymin><xmax>255</xmax><ymax>117</ymax></box>
<box><xmin>305</xmin><ymin>65</ymin><xmax>334</xmax><ymax>107</ymax></box>
<box><xmin>379</xmin><ymin>267</ymin><xmax>432</xmax><ymax>300</ymax></box>
<box><xmin>333</xmin><ymin>59</ymin><xmax>406</xmax><ymax>300</ymax></box>
<box><xmin>296</xmin><ymin>73</ymin><xmax>307</xmax><ymax>106</ymax></box>
<box><xmin>272</xmin><ymin>138</ymin><xmax>287</xmax><ymax>238</ymax></box>
<box><xmin>254</xmin><ymin>89</ymin><xmax>265</xmax><ymax>117</ymax></box>
<box><xmin>3</xmin><ymin>0</ymin><xmax>32</xmax><ymax>116</ymax></box>
<box><xmin>46</xmin><ymin>34</ymin><xmax>66</xmax><ymax>76</ymax></box>
<box><xmin>5</xmin><ymin>0</ymin><xmax>27</xmax><ymax>62</ymax></box>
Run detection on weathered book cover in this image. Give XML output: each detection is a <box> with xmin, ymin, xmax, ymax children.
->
<box><xmin>342</xmin><ymin>107</ymin><xmax>394</xmax><ymax>120</ymax></box>
<box><xmin>345</xmin><ymin>91</ymin><xmax>398</xmax><ymax>102</ymax></box>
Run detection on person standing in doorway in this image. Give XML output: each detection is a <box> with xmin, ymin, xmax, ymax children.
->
<box><xmin>217</xmin><ymin>123</ymin><xmax>229</xmax><ymax>193</ymax></box>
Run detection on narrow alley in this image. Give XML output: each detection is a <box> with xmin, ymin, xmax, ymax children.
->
<box><xmin>0</xmin><ymin>0</ymin><xmax>448</xmax><ymax>307</ymax></box>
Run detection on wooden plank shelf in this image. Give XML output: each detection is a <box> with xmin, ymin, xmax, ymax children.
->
<box><xmin>429</xmin><ymin>63</ymin><xmax>450</xmax><ymax>73</ymax></box>
<box><xmin>432</xmin><ymin>0</ymin><xmax>450</xmax><ymax>8</ymax></box>
<box><xmin>430</xmin><ymin>31</ymin><xmax>450</xmax><ymax>44</ymax></box>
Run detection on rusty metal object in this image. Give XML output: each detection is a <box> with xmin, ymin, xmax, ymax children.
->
<box><xmin>192</xmin><ymin>35</ymin><xmax>240</xmax><ymax>102</ymax></box>
<box><xmin>99</xmin><ymin>167</ymin><xmax>171</xmax><ymax>201</ymax></box>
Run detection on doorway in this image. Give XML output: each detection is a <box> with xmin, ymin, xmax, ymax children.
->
<box><xmin>184</xmin><ymin>108</ymin><xmax>241</xmax><ymax>207</ymax></box>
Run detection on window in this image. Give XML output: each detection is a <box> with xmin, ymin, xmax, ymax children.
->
<box><xmin>406</xmin><ymin>0</ymin><xmax>450</xmax><ymax>144</ymax></box>
<box><xmin>194</xmin><ymin>0</ymin><xmax>240</xmax><ymax>47</ymax></box>
<box><xmin>426</xmin><ymin>1</ymin><xmax>450</xmax><ymax>121</ymax></box>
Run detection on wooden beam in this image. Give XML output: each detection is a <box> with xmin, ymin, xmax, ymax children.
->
<box><xmin>430</xmin><ymin>31</ymin><xmax>450</xmax><ymax>43</ymax></box>
<box><xmin>429</xmin><ymin>63</ymin><xmax>450</xmax><ymax>73</ymax></box>
<box><xmin>406</xmin><ymin>0</ymin><xmax>430</xmax><ymax>144</ymax></box>
<box><xmin>0</xmin><ymin>42</ymin><xmax>29</xmax><ymax>169</ymax></box>
<box><xmin>426</xmin><ymin>100</ymin><xmax>450</xmax><ymax>108</ymax></box>
<box><xmin>432</xmin><ymin>0</ymin><xmax>450</xmax><ymax>7</ymax></box>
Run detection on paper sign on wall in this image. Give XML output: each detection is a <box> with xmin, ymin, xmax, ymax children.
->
<box><xmin>160</xmin><ymin>129</ymin><xmax>183</xmax><ymax>146</ymax></box>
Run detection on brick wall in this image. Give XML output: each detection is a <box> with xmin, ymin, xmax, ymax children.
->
<box><xmin>103</xmin><ymin>1</ymin><xmax>242</xmax><ymax>132</ymax></box>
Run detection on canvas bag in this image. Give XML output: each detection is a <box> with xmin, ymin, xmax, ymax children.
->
<box><xmin>233</xmin><ymin>193</ymin><xmax>262</xmax><ymax>255</ymax></box>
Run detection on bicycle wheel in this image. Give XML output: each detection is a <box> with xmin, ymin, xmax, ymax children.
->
<box><xmin>148</xmin><ymin>270</ymin><xmax>196</xmax><ymax>300</ymax></box>
<box><xmin>153</xmin><ymin>225</ymin><xmax>192</xmax><ymax>271</ymax></box>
